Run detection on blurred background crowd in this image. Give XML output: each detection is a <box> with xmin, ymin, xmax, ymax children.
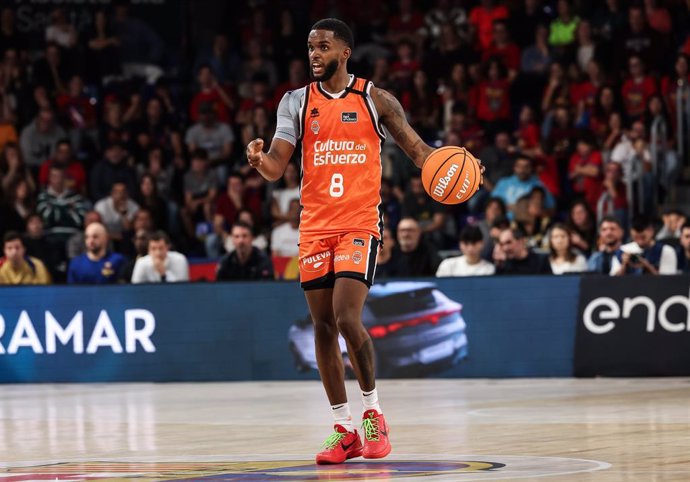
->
<box><xmin>1</xmin><ymin>0</ymin><xmax>690</xmax><ymax>285</ymax></box>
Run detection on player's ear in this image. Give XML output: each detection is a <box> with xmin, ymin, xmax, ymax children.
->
<box><xmin>342</xmin><ymin>46</ymin><xmax>351</xmax><ymax>61</ymax></box>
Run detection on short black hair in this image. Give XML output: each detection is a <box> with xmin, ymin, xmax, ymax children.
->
<box><xmin>311</xmin><ymin>18</ymin><xmax>354</xmax><ymax>48</ymax></box>
<box><xmin>148</xmin><ymin>230</ymin><xmax>170</xmax><ymax>245</ymax></box>
<box><xmin>56</xmin><ymin>138</ymin><xmax>71</xmax><ymax>148</ymax></box>
<box><xmin>460</xmin><ymin>225</ymin><xmax>484</xmax><ymax>244</ymax></box>
<box><xmin>191</xmin><ymin>148</ymin><xmax>209</xmax><ymax>161</ymax></box>
<box><xmin>231</xmin><ymin>220</ymin><xmax>254</xmax><ymax>234</ymax></box>
<box><xmin>490</xmin><ymin>215</ymin><xmax>511</xmax><ymax>230</ymax></box>
<box><xmin>3</xmin><ymin>231</ymin><xmax>23</xmax><ymax>246</ymax></box>
<box><xmin>599</xmin><ymin>215</ymin><xmax>622</xmax><ymax>228</ymax></box>
<box><xmin>681</xmin><ymin>221</ymin><xmax>690</xmax><ymax>232</ymax></box>
<box><xmin>631</xmin><ymin>215</ymin><xmax>653</xmax><ymax>232</ymax></box>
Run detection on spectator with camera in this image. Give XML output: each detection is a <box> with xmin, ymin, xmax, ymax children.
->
<box><xmin>610</xmin><ymin>216</ymin><xmax>677</xmax><ymax>276</ymax></box>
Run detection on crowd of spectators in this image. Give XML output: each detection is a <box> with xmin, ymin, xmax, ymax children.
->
<box><xmin>1</xmin><ymin>0</ymin><xmax>690</xmax><ymax>285</ymax></box>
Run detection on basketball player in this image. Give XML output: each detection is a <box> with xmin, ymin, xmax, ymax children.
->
<box><xmin>246</xmin><ymin>18</ymin><xmax>482</xmax><ymax>464</ymax></box>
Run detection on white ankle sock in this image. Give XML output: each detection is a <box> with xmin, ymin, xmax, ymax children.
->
<box><xmin>361</xmin><ymin>388</ymin><xmax>381</xmax><ymax>413</ymax></box>
<box><xmin>331</xmin><ymin>403</ymin><xmax>354</xmax><ymax>432</ymax></box>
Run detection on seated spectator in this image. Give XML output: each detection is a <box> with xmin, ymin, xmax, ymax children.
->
<box><xmin>564</xmin><ymin>201</ymin><xmax>595</xmax><ymax>255</ymax></box>
<box><xmin>136</xmin><ymin>173</ymin><xmax>170</xmax><ymax>231</ymax></box>
<box><xmin>119</xmin><ymin>228</ymin><xmax>151</xmax><ymax>283</ymax></box>
<box><xmin>473</xmin><ymin>58</ymin><xmax>511</xmax><ymax>134</ymax></box>
<box><xmin>619</xmin><ymin>5</ymin><xmax>662</xmax><ymax>72</ymax></box>
<box><xmin>386</xmin><ymin>217</ymin><xmax>441</xmax><ymax>277</ymax></box>
<box><xmin>66</xmin><ymin>210</ymin><xmax>103</xmax><ymax>259</ymax></box>
<box><xmin>131</xmin><ymin>230</ymin><xmax>189</xmax><ymax>283</ymax></box>
<box><xmin>520</xmin><ymin>23</ymin><xmax>551</xmax><ymax>76</ymax></box>
<box><xmin>476</xmin><ymin>131</ymin><xmax>515</xmax><ymax>199</ymax></box>
<box><xmin>94</xmin><ymin>181</ymin><xmax>139</xmax><ymax>241</ymax></box>
<box><xmin>37</xmin><ymin>165</ymin><xmax>90</xmax><ymax>244</ymax></box>
<box><xmin>611</xmin><ymin>216</ymin><xmax>677</xmax><ymax>276</ymax></box>
<box><xmin>271</xmin><ymin>198</ymin><xmax>299</xmax><ymax>257</ymax></box>
<box><xmin>4</xmin><ymin>176</ymin><xmax>35</xmax><ymax>226</ymax></box>
<box><xmin>482</xmin><ymin>20</ymin><xmax>520</xmax><ymax>80</ymax></box>
<box><xmin>1</xmin><ymin>142</ymin><xmax>36</xmax><ymax>196</ymax></box>
<box><xmin>216</xmin><ymin>221</ymin><xmax>273</xmax><ymax>281</ymax></box>
<box><xmin>375</xmin><ymin>227</ymin><xmax>399</xmax><ymax>280</ymax></box>
<box><xmin>130</xmin><ymin>97</ymin><xmax>183</xmax><ymax>161</ymax></box>
<box><xmin>90</xmin><ymin>141</ymin><xmax>138</xmax><ymax>202</ymax></box>
<box><xmin>19</xmin><ymin>108</ymin><xmax>67</xmax><ymax>170</ymax></box>
<box><xmin>193</xmin><ymin>33</ymin><xmax>240</xmax><ymax>85</ymax></box>
<box><xmin>476</xmin><ymin>197</ymin><xmax>506</xmax><ymax>242</ymax></box>
<box><xmin>137</xmin><ymin>146</ymin><xmax>173</xmax><ymax>199</ymax></box>
<box><xmin>512</xmin><ymin>188</ymin><xmax>552</xmax><ymax>249</ymax></box>
<box><xmin>547</xmin><ymin>223</ymin><xmax>587</xmax><ymax>274</ymax></box>
<box><xmin>271</xmin><ymin>162</ymin><xmax>300</xmax><ymax>226</ymax></box>
<box><xmin>208</xmin><ymin>208</ymin><xmax>267</xmax><ymax>258</ymax></box>
<box><xmin>587</xmin><ymin>216</ymin><xmax>625</xmax><ymax>274</ymax></box>
<box><xmin>492</xmin><ymin>155</ymin><xmax>555</xmax><ymax>214</ymax></box>
<box><xmin>0</xmin><ymin>232</ymin><xmax>51</xmax><ymax>285</ymax></box>
<box><xmin>189</xmin><ymin>64</ymin><xmax>234</xmax><ymax>123</ymax></box>
<box><xmin>401</xmin><ymin>174</ymin><xmax>445</xmax><ymax>244</ymax></box>
<box><xmin>568</xmin><ymin>137</ymin><xmax>603</xmax><ymax>212</ymax></box>
<box><xmin>494</xmin><ymin>227</ymin><xmax>552</xmax><ymax>274</ymax></box>
<box><xmin>113</xmin><ymin>4</ymin><xmax>165</xmax><ymax>83</ymax></box>
<box><xmin>23</xmin><ymin>213</ymin><xmax>63</xmax><ymax>279</ymax></box>
<box><xmin>56</xmin><ymin>75</ymin><xmax>98</xmax><ymax>152</ymax></box>
<box><xmin>548</xmin><ymin>0</ymin><xmax>579</xmax><ymax>51</ymax></box>
<box><xmin>436</xmin><ymin>225</ymin><xmax>495</xmax><ymax>277</ymax></box>
<box><xmin>32</xmin><ymin>43</ymin><xmax>71</xmax><ymax>96</ymax></box>
<box><xmin>38</xmin><ymin>139</ymin><xmax>86</xmax><ymax>194</ymax></box>
<box><xmin>482</xmin><ymin>214</ymin><xmax>511</xmax><ymax>261</ymax></box>
<box><xmin>185</xmin><ymin>101</ymin><xmax>234</xmax><ymax>182</ymax></box>
<box><xmin>679</xmin><ymin>222</ymin><xmax>690</xmax><ymax>273</ymax></box>
<box><xmin>656</xmin><ymin>208</ymin><xmax>686</xmax><ymax>242</ymax></box>
<box><xmin>85</xmin><ymin>9</ymin><xmax>122</xmax><ymax>82</ymax></box>
<box><xmin>469</xmin><ymin>0</ymin><xmax>509</xmax><ymax>51</ymax></box>
<box><xmin>596</xmin><ymin>161</ymin><xmax>628</xmax><ymax>228</ymax></box>
<box><xmin>622</xmin><ymin>55</ymin><xmax>657</xmax><ymax>121</ymax></box>
<box><xmin>181</xmin><ymin>148</ymin><xmax>217</xmax><ymax>237</ymax></box>
<box><xmin>67</xmin><ymin>222</ymin><xmax>126</xmax><ymax>284</ymax></box>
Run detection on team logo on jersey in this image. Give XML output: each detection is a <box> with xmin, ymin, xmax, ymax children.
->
<box><xmin>341</xmin><ymin>112</ymin><xmax>358</xmax><ymax>123</ymax></box>
<box><xmin>352</xmin><ymin>250</ymin><xmax>363</xmax><ymax>265</ymax></box>
<box><xmin>353</xmin><ymin>238</ymin><xmax>366</xmax><ymax>247</ymax></box>
<box><xmin>310</xmin><ymin>107</ymin><xmax>320</xmax><ymax>117</ymax></box>
<box><xmin>310</xmin><ymin>120</ymin><xmax>320</xmax><ymax>134</ymax></box>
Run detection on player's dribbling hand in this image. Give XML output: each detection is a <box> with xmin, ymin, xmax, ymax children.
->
<box><xmin>246</xmin><ymin>138</ymin><xmax>264</xmax><ymax>168</ymax></box>
<box><xmin>477</xmin><ymin>158</ymin><xmax>486</xmax><ymax>186</ymax></box>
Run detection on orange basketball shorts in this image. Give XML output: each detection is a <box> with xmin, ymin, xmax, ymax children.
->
<box><xmin>298</xmin><ymin>232</ymin><xmax>380</xmax><ymax>290</ymax></box>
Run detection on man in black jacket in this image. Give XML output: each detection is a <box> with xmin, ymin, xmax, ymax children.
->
<box><xmin>495</xmin><ymin>227</ymin><xmax>552</xmax><ymax>275</ymax></box>
<box><xmin>216</xmin><ymin>221</ymin><xmax>273</xmax><ymax>281</ymax></box>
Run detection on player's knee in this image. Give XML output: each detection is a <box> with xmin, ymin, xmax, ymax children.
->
<box><xmin>313</xmin><ymin>319</ymin><xmax>338</xmax><ymax>340</ymax></box>
<box><xmin>335</xmin><ymin>314</ymin><xmax>359</xmax><ymax>339</ymax></box>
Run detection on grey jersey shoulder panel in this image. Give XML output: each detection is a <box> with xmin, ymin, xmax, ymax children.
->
<box><xmin>273</xmin><ymin>87</ymin><xmax>307</xmax><ymax>147</ymax></box>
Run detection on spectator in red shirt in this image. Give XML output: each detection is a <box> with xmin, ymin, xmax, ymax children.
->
<box><xmin>622</xmin><ymin>55</ymin><xmax>658</xmax><ymax>121</ymax></box>
<box><xmin>516</xmin><ymin>105</ymin><xmax>541</xmax><ymax>157</ymax></box>
<box><xmin>38</xmin><ymin>139</ymin><xmax>86</xmax><ymax>194</ymax></box>
<box><xmin>661</xmin><ymin>53</ymin><xmax>690</xmax><ymax>124</ymax></box>
<box><xmin>596</xmin><ymin>160</ymin><xmax>628</xmax><ymax>226</ymax></box>
<box><xmin>56</xmin><ymin>75</ymin><xmax>98</xmax><ymax>152</ymax></box>
<box><xmin>469</xmin><ymin>0</ymin><xmax>509</xmax><ymax>51</ymax></box>
<box><xmin>189</xmin><ymin>64</ymin><xmax>234</xmax><ymax>124</ymax></box>
<box><xmin>390</xmin><ymin>39</ymin><xmax>421</xmax><ymax>92</ymax></box>
<box><xmin>568</xmin><ymin>136</ymin><xmax>603</xmax><ymax>211</ymax></box>
<box><xmin>482</xmin><ymin>20</ymin><xmax>520</xmax><ymax>81</ymax></box>
<box><xmin>473</xmin><ymin>58</ymin><xmax>511</xmax><ymax>135</ymax></box>
<box><xmin>387</xmin><ymin>0</ymin><xmax>425</xmax><ymax>44</ymax></box>
<box><xmin>215</xmin><ymin>172</ymin><xmax>262</xmax><ymax>231</ymax></box>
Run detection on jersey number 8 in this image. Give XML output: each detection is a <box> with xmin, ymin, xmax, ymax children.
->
<box><xmin>329</xmin><ymin>173</ymin><xmax>344</xmax><ymax>197</ymax></box>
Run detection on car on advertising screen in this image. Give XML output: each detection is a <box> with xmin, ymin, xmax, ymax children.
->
<box><xmin>288</xmin><ymin>281</ymin><xmax>467</xmax><ymax>377</ymax></box>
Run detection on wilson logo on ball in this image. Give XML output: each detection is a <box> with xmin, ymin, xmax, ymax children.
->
<box><xmin>432</xmin><ymin>163</ymin><xmax>459</xmax><ymax>198</ymax></box>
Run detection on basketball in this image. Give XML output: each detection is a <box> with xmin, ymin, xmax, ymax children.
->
<box><xmin>421</xmin><ymin>146</ymin><xmax>481</xmax><ymax>205</ymax></box>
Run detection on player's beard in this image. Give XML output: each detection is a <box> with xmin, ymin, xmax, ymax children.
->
<box><xmin>311</xmin><ymin>59</ymin><xmax>338</xmax><ymax>81</ymax></box>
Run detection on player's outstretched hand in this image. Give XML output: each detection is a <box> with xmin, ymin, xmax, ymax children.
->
<box><xmin>246</xmin><ymin>138</ymin><xmax>264</xmax><ymax>168</ymax></box>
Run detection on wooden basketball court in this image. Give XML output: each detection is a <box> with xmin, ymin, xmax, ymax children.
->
<box><xmin>1</xmin><ymin>378</ymin><xmax>688</xmax><ymax>481</ymax></box>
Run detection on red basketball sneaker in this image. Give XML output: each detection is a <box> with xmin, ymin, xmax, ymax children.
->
<box><xmin>315</xmin><ymin>425</ymin><xmax>363</xmax><ymax>464</ymax></box>
<box><xmin>361</xmin><ymin>409</ymin><xmax>391</xmax><ymax>459</ymax></box>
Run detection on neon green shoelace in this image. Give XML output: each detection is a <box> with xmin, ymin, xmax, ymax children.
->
<box><xmin>362</xmin><ymin>416</ymin><xmax>379</xmax><ymax>442</ymax></box>
<box><xmin>321</xmin><ymin>431</ymin><xmax>346</xmax><ymax>449</ymax></box>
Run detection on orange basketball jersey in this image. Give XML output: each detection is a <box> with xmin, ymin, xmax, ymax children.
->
<box><xmin>298</xmin><ymin>76</ymin><xmax>385</xmax><ymax>243</ymax></box>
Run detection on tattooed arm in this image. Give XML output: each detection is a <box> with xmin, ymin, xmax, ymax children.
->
<box><xmin>372</xmin><ymin>86</ymin><xmax>434</xmax><ymax>169</ymax></box>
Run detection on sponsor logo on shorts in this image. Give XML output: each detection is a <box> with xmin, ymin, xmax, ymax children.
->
<box><xmin>352</xmin><ymin>251</ymin><xmax>363</xmax><ymax>264</ymax></box>
<box><xmin>334</xmin><ymin>254</ymin><xmax>350</xmax><ymax>263</ymax></box>
<box><xmin>341</xmin><ymin>112</ymin><xmax>358</xmax><ymax>123</ymax></box>
<box><xmin>353</xmin><ymin>238</ymin><xmax>366</xmax><ymax>247</ymax></box>
<box><xmin>311</xmin><ymin>120</ymin><xmax>320</xmax><ymax>134</ymax></box>
<box><xmin>301</xmin><ymin>251</ymin><xmax>330</xmax><ymax>272</ymax></box>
